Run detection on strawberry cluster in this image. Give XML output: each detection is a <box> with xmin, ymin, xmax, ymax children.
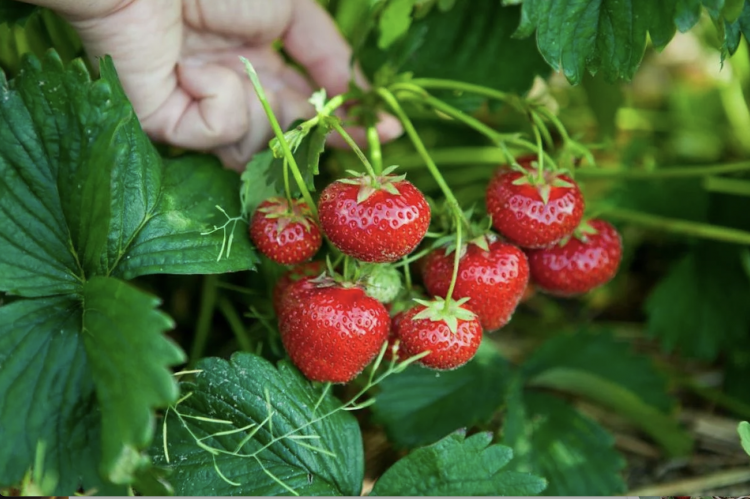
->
<box><xmin>248</xmin><ymin>156</ymin><xmax>622</xmax><ymax>385</ymax></box>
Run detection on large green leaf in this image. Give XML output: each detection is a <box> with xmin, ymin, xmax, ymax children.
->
<box><xmin>522</xmin><ymin>330</ymin><xmax>691</xmax><ymax>456</ymax></box>
<box><xmin>646</xmin><ymin>243</ymin><xmax>750</xmax><ymax>361</ymax></box>
<box><xmin>362</xmin><ymin>0</ymin><xmax>550</xmax><ymax>98</ymax></box>
<box><xmin>153</xmin><ymin>353</ymin><xmax>364</xmax><ymax>496</ymax></box>
<box><xmin>372</xmin><ymin>343</ymin><xmax>510</xmax><ymax>448</ymax></box>
<box><xmin>0</xmin><ymin>286</ymin><xmax>180</xmax><ymax>494</ymax></box>
<box><xmin>514</xmin><ymin>0</ymin><xmax>678</xmax><ymax>84</ymax></box>
<box><xmin>0</xmin><ymin>51</ymin><xmax>257</xmax><ymax>492</ymax></box>
<box><xmin>515</xmin><ymin>0</ymin><xmax>750</xmax><ymax>84</ymax></box>
<box><xmin>370</xmin><ymin>431</ymin><xmax>547</xmax><ymax>496</ymax></box>
<box><xmin>0</xmin><ymin>51</ymin><xmax>256</xmax><ymax>299</ymax></box>
<box><xmin>114</xmin><ymin>154</ymin><xmax>257</xmax><ymax>279</ymax></box>
<box><xmin>502</xmin><ymin>389</ymin><xmax>626</xmax><ymax>495</ymax></box>
<box><xmin>81</xmin><ymin>277</ymin><xmax>185</xmax><ymax>483</ymax></box>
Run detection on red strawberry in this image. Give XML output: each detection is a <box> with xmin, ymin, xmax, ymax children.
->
<box><xmin>486</xmin><ymin>165</ymin><xmax>584</xmax><ymax>249</ymax></box>
<box><xmin>249</xmin><ymin>197</ymin><xmax>322</xmax><ymax>265</ymax></box>
<box><xmin>394</xmin><ymin>298</ymin><xmax>482</xmax><ymax>370</ymax></box>
<box><xmin>278</xmin><ymin>278</ymin><xmax>390</xmax><ymax>383</ymax></box>
<box><xmin>382</xmin><ymin>311</ymin><xmax>404</xmax><ymax>362</ymax></box>
<box><xmin>422</xmin><ymin>235</ymin><xmax>529</xmax><ymax>331</ymax></box>
<box><xmin>318</xmin><ymin>172</ymin><xmax>430</xmax><ymax>263</ymax></box>
<box><xmin>272</xmin><ymin>260</ymin><xmax>326</xmax><ymax>314</ymax></box>
<box><xmin>527</xmin><ymin>219</ymin><xmax>622</xmax><ymax>296</ymax></box>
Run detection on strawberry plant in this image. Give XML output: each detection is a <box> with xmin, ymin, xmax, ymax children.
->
<box><xmin>4</xmin><ymin>0</ymin><xmax>750</xmax><ymax>496</ymax></box>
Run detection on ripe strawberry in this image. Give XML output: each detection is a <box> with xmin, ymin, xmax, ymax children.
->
<box><xmin>383</xmin><ymin>310</ymin><xmax>406</xmax><ymax>362</ymax></box>
<box><xmin>486</xmin><ymin>165</ymin><xmax>584</xmax><ymax>249</ymax></box>
<box><xmin>278</xmin><ymin>278</ymin><xmax>390</xmax><ymax>383</ymax></box>
<box><xmin>394</xmin><ymin>297</ymin><xmax>482</xmax><ymax>370</ymax></box>
<box><xmin>272</xmin><ymin>260</ymin><xmax>326</xmax><ymax>314</ymax></box>
<box><xmin>249</xmin><ymin>197</ymin><xmax>322</xmax><ymax>265</ymax></box>
<box><xmin>527</xmin><ymin>219</ymin><xmax>622</xmax><ymax>296</ymax></box>
<box><xmin>318</xmin><ymin>172</ymin><xmax>430</xmax><ymax>263</ymax></box>
<box><xmin>422</xmin><ymin>235</ymin><xmax>529</xmax><ymax>331</ymax></box>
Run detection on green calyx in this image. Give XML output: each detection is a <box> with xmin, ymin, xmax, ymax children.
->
<box><xmin>257</xmin><ymin>197</ymin><xmax>315</xmax><ymax>235</ymax></box>
<box><xmin>509</xmin><ymin>166</ymin><xmax>574</xmax><ymax>205</ymax></box>
<box><xmin>338</xmin><ymin>165</ymin><xmax>407</xmax><ymax>203</ymax></box>
<box><xmin>412</xmin><ymin>297</ymin><xmax>476</xmax><ymax>334</ymax></box>
<box><xmin>558</xmin><ymin>219</ymin><xmax>599</xmax><ymax>246</ymax></box>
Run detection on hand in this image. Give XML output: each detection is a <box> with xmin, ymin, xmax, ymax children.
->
<box><xmin>46</xmin><ymin>0</ymin><xmax>402</xmax><ymax>170</ymax></box>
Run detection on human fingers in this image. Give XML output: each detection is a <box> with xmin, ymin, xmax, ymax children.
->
<box><xmin>138</xmin><ymin>62</ymin><xmax>249</xmax><ymax>150</ymax></box>
<box><xmin>213</xmin><ymin>74</ymin><xmax>316</xmax><ymax>171</ymax></box>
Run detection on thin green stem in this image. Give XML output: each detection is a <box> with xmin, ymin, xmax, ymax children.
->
<box><xmin>407</xmin><ymin>78</ymin><xmax>514</xmax><ymax>106</ymax></box>
<box><xmin>190</xmin><ymin>275</ymin><xmax>219</xmax><ymax>368</ymax></box>
<box><xmin>532</xmin><ymin>124</ymin><xmax>544</xmax><ymax>180</ymax></box>
<box><xmin>241</xmin><ymin>57</ymin><xmax>317</xmax><ymax>215</ymax></box>
<box><xmin>217</xmin><ymin>297</ymin><xmax>253</xmax><ymax>352</ymax></box>
<box><xmin>394</xmin><ymin>89</ymin><xmax>556</xmax><ymax>167</ymax></box>
<box><xmin>282</xmin><ymin>159</ymin><xmax>293</xmax><ymax>206</ymax></box>
<box><xmin>393</xmin><ymin>147</ymin><xmax>750</xmax><ymax>179</ymax></box>
<box><xmin>328</xmin><ymin>119</ymin><xmax>377</xmax><ymax>177</ymax></box>
<box><xmin>536</xmin><ymin>106</ymin><xmax>571</xmax><ymax>142</ymax></box>
<box><xmin>366</xmin><ymin>124</ymin><xmax>384</xmax><ymax>175</ymax></box>
<box><xmin>376</xmin><ymin>88</ymin><xmax>467</xmax><ymax>225</ymax></box>
<box><xmin>703</xmin><ymin>176</ymin><xmax>750</xmax><ymax>197</ymax></box>
<box><xmin>604</xmin><ymin>208</ymin><xmax>750</xmax><ymax>245</ymax></box>
<box><xmin>322</xmin><ymin>94</ymin><xmax>347</xmax><ymax>115</ymax></box>
<box><xmin>444</xmin><ymin>221</ymin><xmax>462</xmax><ymax>310</ymax></box>
<box><xmin>403</xmin><ymin>256</ymin><xmax>413</xmax><ymax>290</ymax></box>
<box><xmin>530</xmin><ymin>111</ymin><xmax>554</xmax><ymax>150</ymax></box>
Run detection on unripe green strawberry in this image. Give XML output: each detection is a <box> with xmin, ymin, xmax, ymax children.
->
<box><xmin>363</xmin><ymin>265</ymin><xmax>402</xmax><ymax>303</ymax></box>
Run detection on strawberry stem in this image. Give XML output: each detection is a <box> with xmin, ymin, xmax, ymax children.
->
<box><xmin>390</xmin><ymin>86</ymin><xmax>557</xmax><ymax>169</ymax></box>
<box><xmin>532</xmin><ymin>124</ymin><xmax>545</xmax><ymax>182</ymax></box>
<box><xmin>603</xmin><ymin>208</ymin><xmax>750</xmax><ymax>245</ymax></box>
<box><xmin>377</xmin><ymin>88</ymin><xmax>469</xmax><ymax>227</ymax></box>
<box><xmin>393</xmin><ymin>148</ymin><xmax>750</xmax><ymax>180</ymax></box>
<box><xmin>241</xmin><ymin>57</ymin><xmax>317</xmax><ymax>217</ymax></box>
<box><xmin>366</xmin><ymin>124</ymin><xmax>384</xmax><ymax>175</ymax></box>
<box><xmin>406</xmin><ymin>78</ymin><xmax>515</xmax><ymax>109</ymax></box>
<box><xmin>282</xmin><ymin>158</ymin><xmax>294</xmax><ymax>207</ymax></box>
<box><xmin>443</xmin><ymin>220</ymin><xmax>462</xmax><ymax>311</ymax></box>
<box><xmin>328</xmin><ymin>118</ymin><xmax>378</xmax><ymax>178</ymax></box>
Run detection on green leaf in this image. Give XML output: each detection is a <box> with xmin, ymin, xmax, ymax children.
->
<box><xmin>372</xmin><ymin>343</ymin><xmax>510</xmax><ymax>448</ymax></box>
<box><xmin>0</xmin><ymin>51</ymin><xmax>256</xmax><ymax>298</ymax></box>
<box><xmin>502</xmin><ymin>390</ymin><xmax>626</xmax><ymax>495</ymax></box>
<box><xmin>522</xmin><ymin>330</ymin><xmax>692</xmax><ymax>456</ymax></box>
<box><xmin>241</xmin><ymin>122</ymin><xmax>329</xmax><ymax>217</ymax></box>
<box><xmin>646</xmin><ymin>243</ymin><xmax>750</xmax><ymax>361</ymax></box>
<box><xmin>0</xmin><ymin>0</ymin><xmax>38</xmax><ymax>25</ymax></box>
<box><xmin>241</xmin><ymin>150</ymin><xmax>281</xmax><ymax>216</ymax></box>
<box><xmin>675</xmin><ymin>0</ymin><xmax>702</xmax><ymax>31</ymax></box>
<box><xmin>370</xmin><ymin>431</ymin><xmax>547</xmax><ymax>496</ymax></box>
<box><xmin>0</xmin><ymin>295</ymin><xmax>134</xmax><ymax>495</ymax></box>
<box><xmin>81</xmin><ymin>276</ymin><xmax>185</xmax><ymax>483</ymax></box>
<box><xmin>113</xmin><ymin>155</ymin><xmax>258</xmax><ymax>279</ymax></box>
<box><xmin>0</xmin><ymin>49</ymin><xmax>255</xmax><ymax>493</ymax></box>
<box><xmin>739</xmin><ymin>421</ymin><xmax>750</xmax><ymax>457</ymax></box>
<box><xmin>362</xmin><ymin>0</ymin><xmax>550</xmax><ymax>103</ymax></box>
<box><xmin>378</xmin><ymin>0</ymin><xmax>416</xmax><ymax>49</ymax></box>
<box><xmin>153</xmin><ymin>353</ymin><xmax>364</xmax><ymax>496</ymax></box>
<box><xmin>515</xmin><ymin>0</ymin><xmax>681</xmax><ymax>84</ymax></box>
